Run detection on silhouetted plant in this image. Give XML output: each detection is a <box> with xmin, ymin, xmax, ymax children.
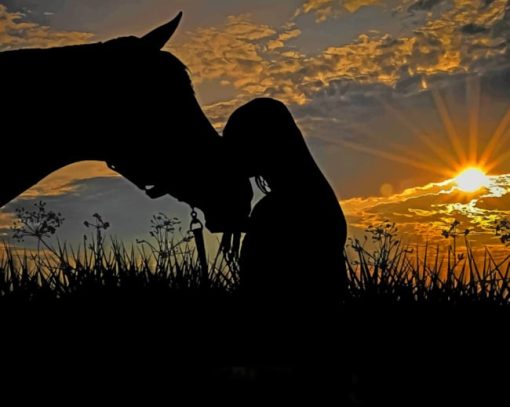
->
<box><xmin>365</xmin><ymin>222</ymin><xmax>400</xmax><ymax>270</ymax></box>
<box><xmin>136</xmin><ymin>213</ymin><xmax>192</xmax><ymax>260</ymax></box>
<box><xmin>495</xmin><ymin>218</ymin><xmax>510</xmax><ymax>246</ymax></box>
<box><xmin>348</xmin><ymin>221</ymin><xmax>407</xmax><ymax>295</ymax></box>
<box><xmin>10</xmin><ymin>201</ymin><xmax>64</xmax><ymax>256</ymax></box>
<box><xmin>441</xmin><ymin>219</ymin><xmax>470</xmax><ymax>262</ymax></box>
<box><xmin>83</xmin><ymin>213</ymin><xmax>110</xmax><ymax>270</ymax></box>
<box><xmin>345</xmin><ymin>218</ymin><xmax>510</xmax><ymax>305</ymax></box>
<box><xmin>3</xmin><ymin>206</ymin><xmax>510</xmax><ymax>307</ymax></box>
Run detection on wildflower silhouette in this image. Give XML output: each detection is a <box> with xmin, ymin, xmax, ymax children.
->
<box><xmin>136</xmin><ymin>213</ymin><xmax>192</xmax><ymax>260</ymax></box>
<box><xmin>11</xmin><ymin>201</ymin><xmax>64</xmax><ymax>255</ymax></box>
<box><xmin>83</xmin><ymin>213</ymin><xmax>110</xmax><ymax>267</ymax></box>
<box><xmin>495</xmin><ymin>218</ymin><xmax>510</xmax><ymax>245</ymax></box>
<box><xmin>442</xmin><ymin>219</ymin><xmax>470</xmax><ymax>262</ymax></box>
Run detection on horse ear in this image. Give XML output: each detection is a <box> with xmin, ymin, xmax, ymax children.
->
<box><xmin>141</xmin><ymin>12</ymin><xmax>183</xmax><ymax>50</ymax></box>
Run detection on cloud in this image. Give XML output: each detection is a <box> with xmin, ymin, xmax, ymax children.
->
<box><xmin>267</xmin><ymin>27</ymin><xmax>302</xmax><ymax>51</ymax></box>
<box><xmin>342</xmin><ymin>173</ymin><xmax>510</xmax><ymax>250</ymax></box>
<box><xmin>3</xmin><ymin>1</ymin><xmax>509</xmax><ymax>215</ymax></box>
<box><xmin>295</xmin><ymin>0</ymin><xmax>384</xmax><ymax>22</ymax></box>
<box><xmin>298</xmin><ymin>0</ymin><xmax>509</xmax><ymax>94</ymax></box>
<box><xmin>172</xmin><ymin>0</ymin><xmax>509</xmax><ymax>130</ymax></box>
<box><xmin>173</xmin><ymin>15</ymin><xmax>306</xmax><ymax>126</ymax></box>
<box><xmin>173</xmin><ymin>14</ymin><xmax>277</xmax><ymax>86</ymax></box>
<box><xmin>0</xmin><ymin>211</ymin><xmax>15</xmax><ymax>239</ymax></box>
<box><xmin>398</xmin><ymin>0</ymin><xmax>447</xmax><ymax>13</ymax></box>
<box><xmin>0</xmin><ymin>4</ymin><xmax>93</xmax><ymax>51</ymax></box>
<box><xmin>17</xmin><ymin>162</ymin><xmax>119</xmax><ymax>200</ymax></box>
<box><xmin>4</xmin><ymin>170</ymin><xmax>509</xmax><ymax>254</ymax></box>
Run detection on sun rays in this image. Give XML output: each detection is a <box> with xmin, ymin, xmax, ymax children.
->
<box><xmin>466</xmin><ymin>75</ymin><xmax>480</xmax><ymax>165</ymax></box>
<box><xmin>481</xmin><ymin>107</ymin><xmax>510</xmax><ymax>171</ymax></box>
<box><xmin>431</xmin><ymin>88</ymin><xmax>468</xmax><ymax>165</ymax></box>
<box><xmin>339</xmin><ymin>139</ymin><xmax>446</xmax><ymax>176</ymax></box>
<box><xmin>339</xmin><ymin>77</ymin><xmax>510</xmax><ymax>245</ymax></box>
<box><xmin>341</xmin><ymin>75</ymin><xmax>510</xmax><ymax>188</ymax></box>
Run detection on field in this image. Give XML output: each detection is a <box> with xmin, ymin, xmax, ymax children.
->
<box><xmin>1</xmin><ymin>204</ymin><xmax>510</xmax><ymax>404</ymax></box>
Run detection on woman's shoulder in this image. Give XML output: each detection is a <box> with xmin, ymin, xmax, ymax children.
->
<box><xmin>249</xmin><ymin>193</ymin><xmax>289</xmax><ymax>225</ymax></box>
<box><xmin>251</xmin><ymin>194</ymin><xmax>277</xmax><ymax>215</ymax></box>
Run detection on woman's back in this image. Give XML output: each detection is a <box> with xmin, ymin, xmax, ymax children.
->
<box><xmin>240</xmin><ymin>171</ymin><xmax>347</xmax><ymax>310</ymax></box>
<box><xmin>222</xmin><ymin>98</ymin><xmax>347</xmax><ymax>313</ymax></box>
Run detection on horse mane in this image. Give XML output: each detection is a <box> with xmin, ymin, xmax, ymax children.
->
<box><xmin>0</xmin><ymin>41</ymin><xmax>107</xmax><ymax>64</ymax></box>
<box><xmin>0</xmin><ymin>36</ymin><xmax>193</xmax><ymax>92</ymax></box>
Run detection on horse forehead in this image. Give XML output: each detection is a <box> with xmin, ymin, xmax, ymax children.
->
<box><xmin>104</xmin><ymin>36</ymin><xmax>140</xmax><ymax>50</ymax></box>
<box><xmin>106</xmin><ymin>38</ymin><xmax>177</xmax><ymax>59</ymax></box>
<box><xmin>102</xmin><ymin>37</ymin><xmax>159</xmax><ymax>61</ymax></box>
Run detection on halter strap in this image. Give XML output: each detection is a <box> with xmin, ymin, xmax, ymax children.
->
<box><xmin>190</xmin><ymin>209</ymin><xmax>209</xmax><ymax>289</ymax></box>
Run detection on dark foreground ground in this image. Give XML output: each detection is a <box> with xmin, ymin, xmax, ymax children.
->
<box><xmin>1</xmin><ymin>294</ymin><xmax>508</xmax><ymax>406</ymax></box>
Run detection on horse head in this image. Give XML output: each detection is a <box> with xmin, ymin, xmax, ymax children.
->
<box><xmin>99</xmin><ymin>13</ymin><xmax>253</xmax><ymax>233</ymax></box>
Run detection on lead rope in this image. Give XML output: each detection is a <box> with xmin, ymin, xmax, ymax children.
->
<box><xmin>190</xmin><ymin>209</ymin><xmax>209</xmax><ymax>289</ymax></box>
<box><xmin>220</xmin><ymin>231</ymin><xmax>242</xmax><ymax>289</ymax></box>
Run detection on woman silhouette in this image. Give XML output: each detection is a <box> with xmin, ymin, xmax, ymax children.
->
<box><xmin>223</xmin><ymin>98</ymin><xmax>347</xmax><ymax>323</ymax></box>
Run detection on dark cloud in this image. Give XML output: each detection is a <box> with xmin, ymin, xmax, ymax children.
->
<box><xmin>406</xmin><ymin>0</ymin><xmax>447</xmax><ymax>13</ymax></box>
<box><xmin>481</xmin><ymin>66</ymin><xmax>510</xmax><ymax>99</ymax></box>
<box><xmin>461</xmin><ymin>23</ymin><xmax>490</xmax><ymax>35</ymax></box>
<box><xmin>295</xmin><ymin>0</ymin><xmax>384</xmax><ymax>22</ymax></box>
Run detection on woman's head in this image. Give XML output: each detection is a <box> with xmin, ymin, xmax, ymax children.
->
<box><xmin>223</xmin><ymin>98</ymin><xmax>311</xmax><ymax>183</ymax></box>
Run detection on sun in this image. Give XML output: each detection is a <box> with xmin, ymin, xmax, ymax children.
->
<box><xmin>454</xmin><ymin>167</ymin><xmax>490</xmax><ymax>192</ymax></box>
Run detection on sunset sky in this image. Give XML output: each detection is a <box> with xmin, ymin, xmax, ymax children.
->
<box><xmin>1</xmin><ymin>0</ymin><xmax>510</xmax><ymax>251</ymax></box>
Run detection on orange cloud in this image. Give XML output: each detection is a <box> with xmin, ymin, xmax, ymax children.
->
<box><xmin>342</xmin><ymin>173</ymin><xmax>510</xmax><ymax>250</ymax></box>
<box><xmin>4</xmin><ymin>2</ymin><xmax>505</xmax><ymax>190</ymax></box>
<box><xmin>267</xmin><ymin>27</ymin><xmax>302</xmax><ymax>51</ymax></box>
<box><xmin>295</xmin><ymin>0</ymin><xmax>384</xmax><ymax>22</ymax></box>
<box><xmin>0</xmin><ymin>5</ymin><xmax>93</xmax><ymax>51</ymax></box>
<box><xmin>297</xmin><ymin>0</ymin><xmax>508</xmax><ymax>93</ymax></box>
<box><xmin>173</xmin><ymin>0</ymin><xmax>508</xmax><ymax>129</ymax></box>
<box><xmin>0</xmin><ymin>211</ymin><xmax>15</xmax><ymax>239</ymax></box>
<box><xmin>173</xmin><ymin>15</ymin><xmax>306</xmax><ymax>127</ymax></box>
<box><xmin>19</xmin><ymin>162</ymin><xmax>118</xmax><ymax>199</ymax></box>
<box><xmin>0</xmin><ymin>163</ymin><xmax>119</xmax><ymax>242</ymax></box>
<box><xmin>173</xmin><ymin>15</ymin><xmax>276</xmax><ymax>84</ymax></box>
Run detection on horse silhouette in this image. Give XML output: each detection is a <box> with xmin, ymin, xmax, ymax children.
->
<box><xmin>223</xmin><ymin>98</ymin><xmax>347</xmax><ymax>321</ymax></box>
<box><xmin>0</xmin><ymin>12</ymin><xmax>252</xmax><ymax>233</ymax></box>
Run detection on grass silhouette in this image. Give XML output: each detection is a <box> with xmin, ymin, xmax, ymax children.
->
<box><xmin>1</xmin><ymin>203</ymin><xmax>510</xmax><ymax>404</ymax></box>
<box><xmin>2</xmin><ymin>207</ymin><xmax>239</xmax><ymax>305</ymax></box>
<box><xmin>3</xmin><ymin>205</ymin><xmax>510</xmax><ymax>309</ymax></box>
<box><xmin>347</xmin><ymin>221</ymin><xmax>510</xmax><ymax>307</ymax></box>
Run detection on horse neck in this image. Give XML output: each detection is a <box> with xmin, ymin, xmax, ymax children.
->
<box><xmin>0</xmin><ymin>42</ymin><xmax>102</xmax><ymax>71</ymax></box>
<box><xmin>0</xmin><ymin>151</ymin><xmax>80</xmax><ymax>208</ymax></box>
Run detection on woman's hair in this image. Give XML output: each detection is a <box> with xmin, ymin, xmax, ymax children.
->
<box><xmin>255</xmin><ymin>176</ymin><xmax>271</xmax><ymax>194</ymax></box>
<box><xmin>223</xmin><ymin>97</ymin><xmax>313</xmax><ymax>193</ymax></box>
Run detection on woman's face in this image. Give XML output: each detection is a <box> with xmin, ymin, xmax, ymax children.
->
<box><xmin>224</xmin><ymin>130</ymin><xmax>267</xmax><ymax>179</ymax></box>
